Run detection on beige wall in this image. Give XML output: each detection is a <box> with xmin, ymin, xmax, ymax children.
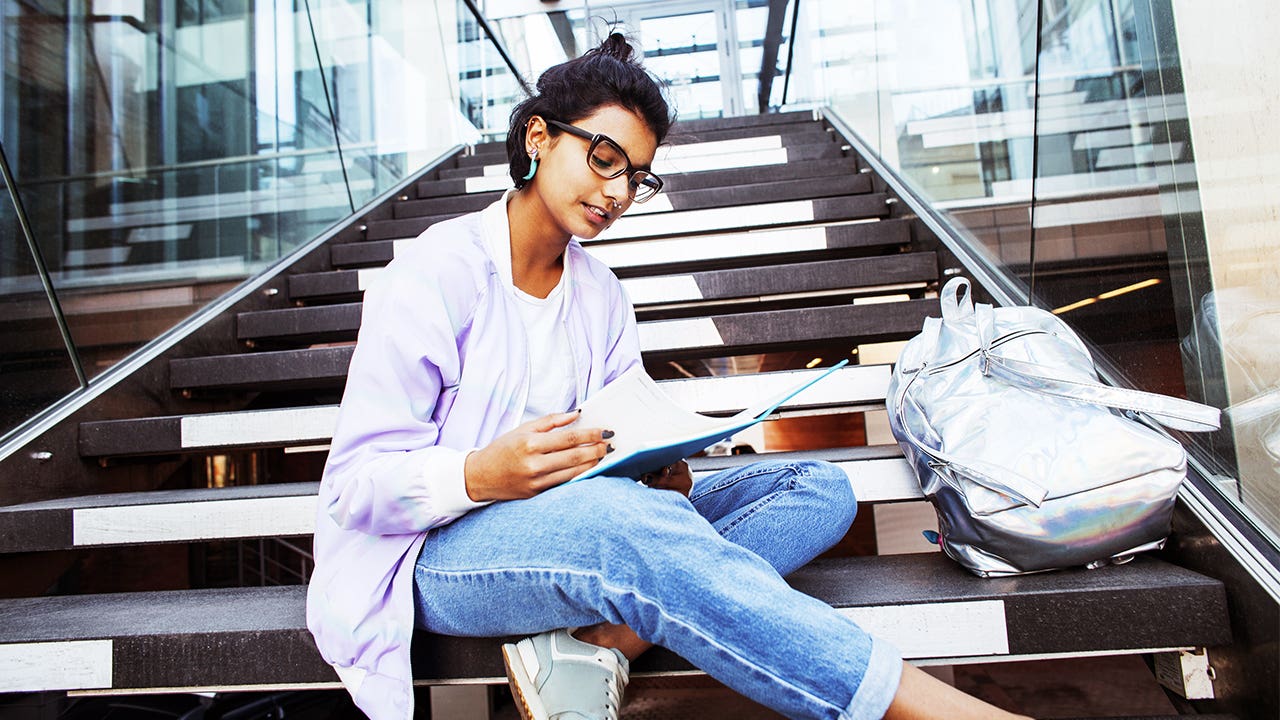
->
<box><xmin>1173</xmin><ymin>1</ymin><xmax>1280</xmax><ymax>528</ymax></box>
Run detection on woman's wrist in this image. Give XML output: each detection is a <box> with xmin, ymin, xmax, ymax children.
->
<box><xmin>463</xmin><ymin>449</ymin><xmax>488</xmax><ymax>502</ymax></box>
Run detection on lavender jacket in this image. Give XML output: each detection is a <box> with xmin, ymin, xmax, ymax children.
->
<box><xmin>306</xmin><ymin>194</ymin><xmax>642</xmax><ymax>719</ymax></box>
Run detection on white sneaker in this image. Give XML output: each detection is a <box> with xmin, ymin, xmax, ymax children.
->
<box><xmin>501</xmin><ymin>629</ymin><xmax>630</xmax><ymax>720</ymax></box>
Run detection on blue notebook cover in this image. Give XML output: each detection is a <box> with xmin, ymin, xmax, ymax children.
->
<box><xmin>569</xmin><ymin>359</ymin><xmax>849</xmax><ymax>482</ymax></box>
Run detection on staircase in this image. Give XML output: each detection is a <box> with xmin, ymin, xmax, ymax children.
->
<box><xmin>0</xmin><ymin>111</ymin><xmax>1233</xmax><ymax>713</ymax></box>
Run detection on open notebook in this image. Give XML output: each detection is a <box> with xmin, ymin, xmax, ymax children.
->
<box><xmin>569</xmin><ymin>359</ymin><xmax>849</xmax><ymax>482</ymax></box>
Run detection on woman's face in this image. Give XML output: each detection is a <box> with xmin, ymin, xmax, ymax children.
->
<box><xmin>526</xmin><ymin>104</ymin><xmax>659</xmax><ymax>241</ymax></box>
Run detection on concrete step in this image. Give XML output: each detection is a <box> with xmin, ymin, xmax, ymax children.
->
<box><xmin>394</xmin><ymin>173</ymin><xmax>871</xmax><ymax>220</ymax></box>
<box><xmin>364</xmin><ymin>194</ymin><xmax>889</xmax><ymax>242</ymax></box>
<box><xmin>407</xmin><ymin>157</ymin><xmax>860</xmax><ymax>215</ymax></box>
<box><xmin>0</xmin><ymin>445</ymin><xmax>917</xmax><ymax>552</ymax></box>
<box><xmin>290</xmin><ymin>252</ymin><xmax>934</xmax><ymax>307</ymax></box>
<box><xmin>436</xmin><ymin>141</ymin><xmax>850</xmax><ymax>194</ymax></box>
<box><xmin>229</xmin><ymin>295</ymin><xmax>936</xmax><ymax>352</ymax></box>
<box><xmin>331</xmin><ymin>219</ymin><xmax>911</xmax><ymax>273</ymax></box>
<box><xmin>450</xmin><ymin>125</ymin><xmax>833</xmax><ymax>169</ymax></box>
<box><xmin>83</xmin><ymin>364</ymin><xmax>893</xmax><ymax>458</ymax></box>
<box><xmin>0</xmin><ymin>554</ymin><xmax>1230</xmax><ymax>692</ymax></box>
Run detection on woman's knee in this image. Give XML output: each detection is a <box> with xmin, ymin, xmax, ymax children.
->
<box><xmin>787</xmin><ymin>460</ymin><xmax>858</xmax><ymax>541</ymax></box>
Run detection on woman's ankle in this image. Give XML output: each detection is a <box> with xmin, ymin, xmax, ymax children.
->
<box><xmin>570</xmin><ymin>623</ymin><xmax>653</xmax><ymax>661</ymax></box>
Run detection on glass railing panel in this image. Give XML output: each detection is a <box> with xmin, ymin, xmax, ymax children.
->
<box><xmin>0</xmin><ymin>148</ymin><xmax>83</xmax><ymax>437</ymax></box>
<box><xmin>788</xmin><ymin>0</ymin><xmax>1280</xmax><ymax>546</ymax></box>
<box><xmin>452</xmin><ymin>3</ymin><xmax>529</xmax><ymax>140</ymax></box>
<box><xmin>0</xmin><ymin>0</ymin><xmax>486</xmax><ymax>386</ymax></box>
<box><xmin>732</xmin><ymin>0</ymin><xmax>792</xmax><ymax>114</ymax></box>
<box><xmin>794</xmin><ymin>0</ymin><xmax>1036</xmax><ymax>282</ymax></box>
<box><xmin>1065</xmin><ymin>0</ymin><xmax>1280</xmax><ymax>543</ymax></box>
<box><xmin>302</xmin><ymin>0</ymin><xmax>484</xmax><ymax>203</ymax></box>
<box><xmin>1</xmin><ymin>4</ymin><xmax>347</xmax><ymax>377</ymax></box>
<box><xmin>1026</xmin><ymin>0</ymin><xmax>1183</xmax><ymax>393</ymax></box>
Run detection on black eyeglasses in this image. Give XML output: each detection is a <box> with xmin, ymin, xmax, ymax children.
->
<box><xmin>545</xmin><ymin>119</ymin><xmax>664</xmax><ymax>203</ymax></box>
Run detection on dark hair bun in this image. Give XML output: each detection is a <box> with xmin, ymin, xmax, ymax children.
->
<box><xmin>593</xmin><ymin>33</ymin><xmax>636</xmax><ymax>63</ymax></box>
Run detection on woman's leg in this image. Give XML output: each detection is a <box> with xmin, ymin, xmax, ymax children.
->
<box><xmin>688</xmin><ymin>459</ymin><xmax>857</xmax><ymax>576</ymax></box>
<box><xmin>574</xmin><ymin>458</ymin><xmax>856</xmax><ymax>657</ymax></box>
<box><xmin>415</xmin><ymin>476</ymin><xmax>899</xmax><ymax>720</ymax></box>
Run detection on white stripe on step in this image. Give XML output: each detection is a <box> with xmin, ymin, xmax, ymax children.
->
<box><xmin>47</xmin><ymin>457</ymin><xmax>918</xmax><ymax>550</ymax></box>
<box><xmin>73</xmin><ymin>495</ymin><xmax>319</xmax><ymax>546</ymax></box>
<box><xmin>840</xmin><ymin>458</ymin><xmax>922</xmax><ymax>502</ymax></box>
<box><xmin>637</xmin><ymin>317</ymin><xmax>724</xmax><ymax>351</ymax></box>
<box><xmin>655</xmin><ymin>146</ymin><xmax>791</xmax><ymax>175</ymax></box>
<box><xmin>596</xmin><ymin>200</ymin><xmax>816</xmax><ymax>241</ymax></box>
<box><xmin>479</xmin><ymin>135</ymin><xmax>792</xmax><ymax>177</ymax></box>
<box><xmin>841</xmin><ymin>600</ymin><xmax>1010</xmax><ymax>659</ymax></box>
<box><xmin>356</xmin><ymin>268</ymin><xmax>380</xmax><ymax>292</ymax></box>
<box><xmin>180</xmin><ymin>406</ymin><xmax>339</xmax><ymax>449</ymax></box>
<box><xmin>619</xmin><ymin>195</ymin><xmax>674</xmax><ymax>216</ymax></box>
<box><xmin>622</xmin><ymin>275</ymin><xmax>704</xmax><ymax>305</ymax></box>
<box><xmin>587</xmin><ymin>225</ymin><xmax>839</xmax><ymax>268</ymax></box>
<box><xmin>166</xmin><ymin>367</ymin><xmax>892</xmax><ymax>450</ymax></box>
<box><xmin>463</xmin><ymin>147</ymin><xmax>794</xmax><ymax>194</ymax></box>
<box><xmin>0</xmin><ymin>641</ymin><xmax>113</xmax><ymax>692</ymax></box>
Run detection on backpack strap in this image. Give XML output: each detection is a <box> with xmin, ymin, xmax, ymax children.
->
<box><xmin>981</xmin><ymin>352</ymin><xmax>1221</xmax><ymax>433</ymax></box>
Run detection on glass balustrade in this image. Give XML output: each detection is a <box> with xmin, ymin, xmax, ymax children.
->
<box><xmin>0</xmin><ymin>0</ymin><xmax>518</xmax><ymax>440</ymax></box>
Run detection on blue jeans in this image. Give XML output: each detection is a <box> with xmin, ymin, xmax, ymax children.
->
<box><xmin>413</xmin><ymin>460</ymin><xmax>902</xmax><ymax>720</ymax></box>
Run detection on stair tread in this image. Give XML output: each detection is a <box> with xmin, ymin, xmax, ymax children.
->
<box><xmin>332</xmin><ymin>219</ymin><xmax>911</xmax><ymax>272</ymax></box>
<box><xmin>450</xmin><ymin>126</ymin><xmax>832</xmax><ymax>168</ymax></box>
<box><xmin>0</xmin><ymin>554</ymin><xmax>1231</xmax><ymax>690</ymax></box>
<box><xmin>84</xmin><ymin>364</ymin><xmax>895</xmax><ymax>457</ymax></box>
<box><xmin>233</xmin><ymin>296</ymin><xmax>937</xmax><ymax>350</ymax></box>
<box><xmin>368</xmin><ymin>186</ymin><xmax>884</xmax><ymax>242</ymax></box>
<box><xmin>419</xmin><ymin>155</ymin><xmax>860</xmax><ymax>202</ymax></box>
<box><xmin>466</xmin><ymin>110</ymin><xmax>815</xmax><ymax>150</ymax></box>
<box><xmin>426</xmin><ymin>141</ymin><xmax>849</xmax><ymax>192</ymax></box>
<box><xmin>0</xmin><ymin>446</ymin><xmax>920</xmax><ymax>552</ymax></box>
<box><xmin>407</xmin><ymin>159</ymin><xmax>860</xmax><ymax>214</ymax></box>
<box><xmin>290</xmin><ymin>253</ymin><xmax>935</xmax><ymax>304</ymax></box>
<box><xmin>463</xmin><ymin>110</ymin><xmax>817</xmax><ymax>158</ymax></box>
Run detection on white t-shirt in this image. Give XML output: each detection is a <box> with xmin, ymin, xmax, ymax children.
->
<box><xmin>513</xmin><ymin>272</ymin><xmax>578</xmax><ymax>422</ymax></box>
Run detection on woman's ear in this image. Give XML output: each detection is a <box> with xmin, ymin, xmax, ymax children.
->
<box><xmin>524</xmin><ymin>115</ymin><xmax>551</xmax><ymax>156</ymax></box>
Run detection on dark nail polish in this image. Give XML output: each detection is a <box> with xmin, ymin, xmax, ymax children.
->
<box><xmin>606</xmin><ymin>444</ymin><xmax>615</xmax><ymax>454</ymax></box>
<box><xmin>602</xmin><ymin>430</ymin><xmax>615</xmax><ymax>439</ymax></box>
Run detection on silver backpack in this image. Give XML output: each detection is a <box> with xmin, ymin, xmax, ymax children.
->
<box><xmin>886</xmin><ymin>277</ymin><xmax>1221</xmax><ymax>577</ymax></box>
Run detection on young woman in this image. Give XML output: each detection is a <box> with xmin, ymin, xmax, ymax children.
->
<box><xmin>307</xmin><ymin>33</ymin><xmax>1029</xmax><ymax>720</ymax></box>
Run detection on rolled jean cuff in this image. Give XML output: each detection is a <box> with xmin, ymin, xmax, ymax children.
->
<box><xmin>839</xmin><ymin>638</ymin><xmax>902</xmax><ymax>720</ymax></box>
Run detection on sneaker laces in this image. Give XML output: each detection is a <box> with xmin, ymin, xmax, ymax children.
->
<box><xmin>593</xmin><ymin>648</ymin><xmax>629</xmax><ymax>718</ymax></box>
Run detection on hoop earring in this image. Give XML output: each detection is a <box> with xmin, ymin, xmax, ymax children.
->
<box><xmin>521</xmin><ymin>149</ymin><xmax>539</xmax><ymax>181</ymax></box>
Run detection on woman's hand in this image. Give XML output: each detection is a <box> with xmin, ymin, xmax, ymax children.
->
<box><xmin>639</xmin><ymin>460</ymin><xmax>693</xmax><ymax>497</ymax></box>
<box><xmin>464</xmin><ymin>411</ymin><xmax>613</xmax><ymax>502</ymax></box>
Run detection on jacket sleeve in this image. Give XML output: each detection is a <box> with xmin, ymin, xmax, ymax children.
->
<box><xmin>602</xmin><ymin>277</ymin><xmax>643</xmax><ymax>385</ymax></box>
<box><xmin>320</xmin><ymin>264</ymin><xmax>491</xmax><ymax>536</ymax></box>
